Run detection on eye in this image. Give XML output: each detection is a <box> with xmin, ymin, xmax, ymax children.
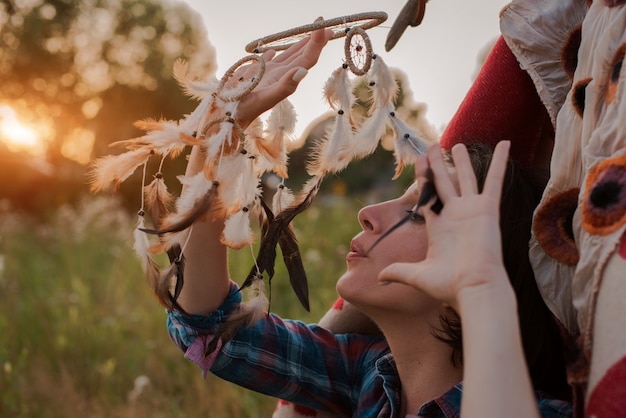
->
<box><xmin>405</xmin><ymin>209</ymin><xmax>425</xmax><ymax>224</ymax></box>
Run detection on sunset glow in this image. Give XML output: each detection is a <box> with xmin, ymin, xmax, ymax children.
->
<box><xmin>0</xmin><ymin>105</ymin><xmax>47</xmax><ymax>156</ymax></box>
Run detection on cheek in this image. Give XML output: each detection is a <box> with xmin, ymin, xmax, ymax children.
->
<box><xmin>390</xmin><ymin>229</ymin><xmax>428</xmax><ymax>263</ymax></box>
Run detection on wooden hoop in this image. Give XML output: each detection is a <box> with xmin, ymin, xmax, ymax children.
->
<box><xmin>344</xmin><ymin>26</ymin><xmax>373</xmax><ymax>76</ymax></box>
<box><xmin>245</xmin><ymin>11</ymin><xmax>387</xmax><ymax>53</ymax></box>
<box><xmin>215</xmin><ymin>55</ymin><xmax>265</xmax><ymax>102</ymax></box>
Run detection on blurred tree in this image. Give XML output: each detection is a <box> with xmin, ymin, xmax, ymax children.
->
<box><xmin>0</xmin><ymin>0</ymin><xmax>216</xmax><ymax>214</ymax></box>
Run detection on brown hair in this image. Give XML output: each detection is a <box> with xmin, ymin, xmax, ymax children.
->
<box><xmin>433</xmin><ymin>143</ymin><xmax>570</xmax><ymax>400</ymax></box>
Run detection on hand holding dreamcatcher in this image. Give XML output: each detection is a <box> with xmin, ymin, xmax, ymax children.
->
<box><xmin>89</xmin><ymin>12</ymin><xmax>431</xmax><ymax>344</ymax></box>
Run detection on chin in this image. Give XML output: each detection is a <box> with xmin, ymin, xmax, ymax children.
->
<box><xmin>336</xmin><ymin>270</ymin><xmax>379</xmax><ymax>306</ymax></box>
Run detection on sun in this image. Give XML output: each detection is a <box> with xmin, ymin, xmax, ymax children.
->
<box><xmin>0</xmin><ymin>104</ymin><xmax>46</xmax><ymax>156</ymax></box>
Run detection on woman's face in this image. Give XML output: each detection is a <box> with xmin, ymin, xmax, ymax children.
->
<box><xmin>336</xmin><ymin>181</ymin><xmax>438</xmax><ymax>316</ymax></box>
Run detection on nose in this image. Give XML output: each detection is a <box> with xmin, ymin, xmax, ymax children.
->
<box><xmin>358</xmin><ymin>202</ymin><xmax>384</xmax><ymax>232</ymax></box>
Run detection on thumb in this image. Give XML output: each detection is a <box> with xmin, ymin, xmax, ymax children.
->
<box><xmin>378</xmin><ymin>261</ymin><xmax>425</xmax><ymax>286</ymax></box>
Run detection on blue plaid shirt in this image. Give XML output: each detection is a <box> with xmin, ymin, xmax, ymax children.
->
<box><xmin>168</xmin><ymin>282</ymin><xmax>572</xmax><ymax>418</ymax></box>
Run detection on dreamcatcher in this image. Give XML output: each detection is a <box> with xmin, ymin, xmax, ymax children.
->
<box><xmin>90</xmin><ymin>12</ymin><xmax>429</xmax><ymax>349</ymax></box>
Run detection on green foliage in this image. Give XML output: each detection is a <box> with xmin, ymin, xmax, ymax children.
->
<box><xmin>0</xmin><ymin>0</ymin><xmax>215</xmax><ymax>214</ymax></box>
<box><xmin>0</xmin><ymin>193</ymin><xmax>366</xmax><ymax>417</ymax></box>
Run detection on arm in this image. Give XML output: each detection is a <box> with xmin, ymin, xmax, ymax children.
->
<box><xmin>379</xmin><ymin>141</ymin><xmax>540</xmax><ymax>418</ymax></box>
<box><xmin>176</xmin><ymin>25</ymin><xmax>332</xmax><ymax>315</ymax></box>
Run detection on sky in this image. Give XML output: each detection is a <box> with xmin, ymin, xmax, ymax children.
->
<box><xmin>183</xmin><ymin>0</ymin><xmax>509</xmax><ymax>137</ymax></box>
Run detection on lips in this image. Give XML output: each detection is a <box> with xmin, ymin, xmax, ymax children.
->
<box><xmin>347</xmin><ymin>239</ymin><xmax>367</xmax><ymax>260</ymax></box>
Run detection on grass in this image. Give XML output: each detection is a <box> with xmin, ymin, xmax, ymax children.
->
<box><xmin>0</xmin><ymin>191</ymin><xmax>367</xmax><ymax>417</ymax></box>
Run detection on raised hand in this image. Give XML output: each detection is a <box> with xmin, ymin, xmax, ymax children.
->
<box><xmin>235</xmin><ymin>21</ymin><xmax>333</xmax><ymax>129</ymax></box>
<box><xmin>378</xmin><ymin>141</ymin><xmax>511</xmax><ymax>311</ymax></box>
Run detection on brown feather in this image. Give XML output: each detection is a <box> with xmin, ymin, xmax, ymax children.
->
<box><xmin>279</xmin><ymin>226</ymin><xmax>309</xmax><ymax>311</ymax></box>
<box><xmin>154</xmin><ymin>258</ymin><xmax>187</xmax><ymax>314</ymax></box>
<box><xmin>144</xmin><ymin>177</ymin><xmax>174</xmax><ymax>229</ymax></box>
<box><xmin>241</xmin><ymin>177</ymin><xmax>321</xmax><ymax>310</ymax></box>
<box><xmin>157</xmin><ymin>183</ymin><xmax>219</xmax><ymax>234</ymax></box>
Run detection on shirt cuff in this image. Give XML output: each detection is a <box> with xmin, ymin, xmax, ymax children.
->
<box><xmin>166</xmin><ymin>280</ymin><xmax>242</xmax><ymax>372</ymax></box>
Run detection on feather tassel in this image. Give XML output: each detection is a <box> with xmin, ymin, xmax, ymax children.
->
<box><xmin>352</xmin><ymin>102</ymin><xmax>394</xmax><ymax>159</ymax></box>
<box><xmin>368</xmin><ymin>55</ymin><xmax>398</xmax><ymax>108</ymax></box>
<box><xmin>148</xmin><ymin>178</ymin><xmax>218</xmax><ymax>235</ymax></box>
<box><xmin>133</xmin><ymin>216</ymin><xmax>161</xmax><ymax>284</ymax></box>
<box><xmin>215</xmin><ymin>153</ymin><xmax>261</xmax><ymax>215</ymax></box>
<box><xmin>241</xmin><ymin>177</ymin><xmax>321</xmax><ymax>309</ymax></box>
<box><xmin>154</xmin><ymin>257</ymin><xmax>187</xmax><ymax>313</ymax></box>
<box><xmin>144</xmin><ymin>175</ymin><xmax>173</xmax><ymax>229</ymax></box>
<box><xmin>307</xmin><ymin>111</ymin><xmax>355</xmax><ymax>177</ymax></box>
<box><xmin>172</xmin><ymin>58</ymin><xmax>219</xmax><ymax>100</ymax></box>
<box><xmin>265</xmin><ymin>100</ymin><xmax>297</xmax><ymax>159</ymax></box>
<box><xmin>110</xmin><ymin>118</ymin><xmax>198</xmax><ymax>156</ymax></box>
<box><xmin>278</xmin><ymin>224</ymin><xmax>309</xmax><ymax>311</ymax></box>
<box><xmin>324</xmin><ymin>67</ymin><xmax>355</xmax><ymax>110</ymax></box>
<box><xmin>388</xmin><ymin>112</ymin><xmax>429</xmax><ymax>179</ymax></box>
<box><xmin>89</xmin><ymin>148</ymin><xmax>152</xmax><ymax>192</ymax></box>
<box><xmin>221</xmin><ymin>208</ymin><xmax>254</xmax><ymax>249</ymax></box>
<box><xmin>272</xmin><ymin>183</ymin><xmax>295</xmax><ymax>214</ymax></box>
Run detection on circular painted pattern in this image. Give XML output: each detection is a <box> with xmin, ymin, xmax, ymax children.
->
<box><xmin>561</xmin><ymin>26</ymin><xmax>582</xmax><ymax>79</ymax></box>
<box><xmin>582</xmin><ymin>155</ymin><xmax>626</xmax><ymax>235</ymax></box>
<box><xmin>573</xmin><ymin>77</ymin><xmax>592</xmax><ymax>117</ymax></box>
<box><xmin>534</xmin><ymin>188</ymin><xmax>580</xmax><ymax>265</ymax></box>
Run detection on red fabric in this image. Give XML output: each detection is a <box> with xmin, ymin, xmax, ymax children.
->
<box><xmin>331</xmin><ymin>297</ymin><xmax>345</xmax><ymax>311</ymax></box>
<box><xmin>586</xmin><ymin>355</ymin><xmax>626</xmax><ymax>417</ymax></box>
<box><xmin>439</xmin><ymin>36</ymin><xmax>554</xmax><ymax>169</ymax></box>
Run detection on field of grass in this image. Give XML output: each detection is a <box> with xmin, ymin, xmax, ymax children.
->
<box><xmin>0</xmin><ymin>193</ymin><xmax>366</xmax><ymax>417</ymax></box>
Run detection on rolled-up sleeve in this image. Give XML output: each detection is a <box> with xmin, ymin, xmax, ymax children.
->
<box><xmin>167</xmin><ymin>281</ymin><xmax>242</xmax><ymax>376</ymax></box>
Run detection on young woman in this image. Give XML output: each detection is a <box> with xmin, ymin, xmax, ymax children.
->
<box><xmin>166</xmin><ymin>26</ymin><xmax>571</xmax><ymax>418</ymax></box>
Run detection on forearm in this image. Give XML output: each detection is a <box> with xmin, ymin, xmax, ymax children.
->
<box><xmin>457</xmin><ymin>277</ymin><xmax>540</xmax><ymax>418</ymax></box>
<box><xmin>176</xmin><ymin>145</ymin><xmax>230</xmax><ymax>315</ymax></box>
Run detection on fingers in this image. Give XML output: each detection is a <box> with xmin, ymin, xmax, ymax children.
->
<box><xmin>413</xmin><ymin>154</ymin><xmax>429</xmax><ymax>179</ymax></box>
<box><xmin>270</xmin><ymin>19</ymin><xmax>332</xmax><ymax>69</ymax></box>
<box><xmin>450</xmin><ymin>143</ymin><xmax>478</xmax><ymax>195</ymax></box>
<box><xmin>426</xmin><ymin>144</ymin><xmax>457</xmax><ymax>201</ymax></box>
<box><xmin>483</xmin><ymin>140</ymin><xmax>510</xmax><ymax>201</ymax></box>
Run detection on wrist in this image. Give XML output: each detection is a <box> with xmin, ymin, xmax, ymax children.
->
<box><xmin>456</xmin><ymin>271</ymin><xmax>516</xmax><ymax>317</ymax></box>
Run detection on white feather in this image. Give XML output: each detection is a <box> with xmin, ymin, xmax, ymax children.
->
<box><xmin>181</xmin><ymin>95</ymin><xmax>216</xmax><ymax>135</ymax></box>
<box><xmin>352</xmin><ymin>103</ymin><xmax>394</xmax><ymax>159</ymax></box>
<box><xmin>266</xmin><ymin>100</ymin><xmax>297</xmax><ymax>137</ymax></box>
<box><xmin>263</xmin><ymin>100</ymin><xmax>297</xmax><ymax>176</ymax></box>
<box><xmin>272</xmin><ymin>184</ymin><xmax>295</xmax><ymax>214</ymax></box>
<box><xmin>109</xmin><ymin>119</ymin><xmax>195</xmax><ymax>154</ymax></box>
<box><xmin>175</xmin><ymin>171</ymin><xmax>214</xmax><ymax>214</ymax></box>
<box><xmin>133</xmin><ymin>216</ymin><xmax>152</xmax><ymax>271</ymax></box>
<box><xmin>221</xmin><ymin>209</ymin><xmax>254</xmax><ymax>249</ymax></box>
<box><xmin>205</xmin><ymin>121</ymin><xmax>233</xmax><ymax>160</ymax></box>
<box><xmin>89</xmin><ymin>148</ymin><xmax>152</xmax><ymax>192</ymax></box>
<box><xmin>172</xmin><ymin>59</ymin><xmax>219</xmax><ymax>100</ymax></box>
<box><xmin>324</xmin><ymin>66</ymin><xmax>355</xmax><ymax>112</ymax></box>
<box><xmin>307</xmin><ymin>112</ymin><xmax>355</xmax><ymax>177</ymax></box>
<box><xmin>389</xmin><ymin>113</ymin><xmax>429</xmax><ymax>179</ymax></box>
<box><xmin>388</xmin><ymin>113</ymin><xmax>429</xmax><ymax>156</ymax></box>
<box><xmin>239</xmin><ymin>155</ymin><xmax>261</xmax><ymax>206</ymax></box>
<box><xmin>368</xmin><ymin>56</ymin><xmax>398</xmax><ymax>109</ymax></box>
<box><xmin>216</xmin><ymin>154</ymin><xmax>261</xmax><ymax>213</ymax></box>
